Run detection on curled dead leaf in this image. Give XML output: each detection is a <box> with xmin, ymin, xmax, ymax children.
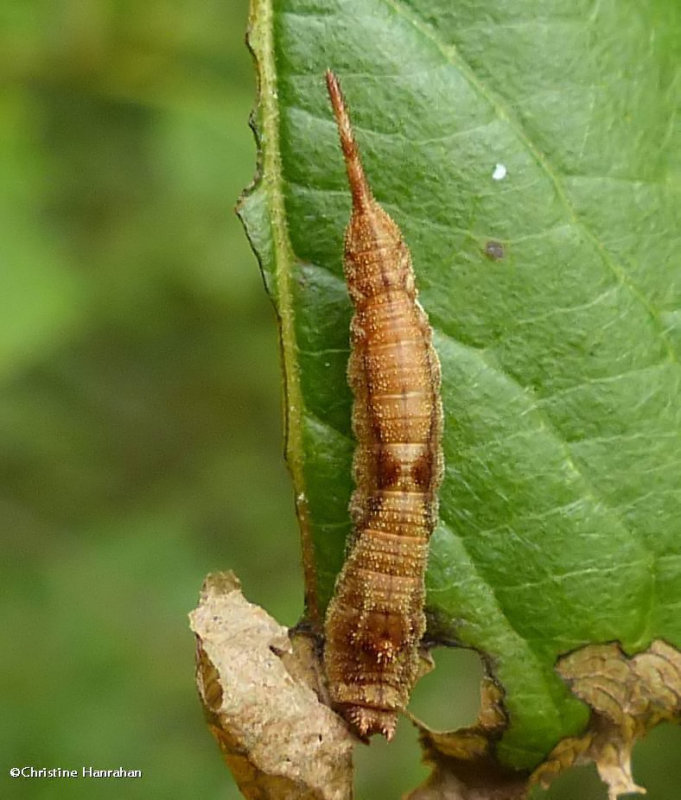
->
<box><xmin>189</xmin><ymin>571</ymin><xmax>353</xmax><ymax>800</ymax></box>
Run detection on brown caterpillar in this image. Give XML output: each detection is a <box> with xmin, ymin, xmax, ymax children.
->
<box><xmin>323</xmin><ymin>71</ymin><xmax>444</xmax><ymax>740</ymax></box>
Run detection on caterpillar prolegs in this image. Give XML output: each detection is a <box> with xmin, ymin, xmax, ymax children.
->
<box><xmin>323</xmin><ymin>72</ymin><xmax>444</xmax><ymax>740</ymax></box>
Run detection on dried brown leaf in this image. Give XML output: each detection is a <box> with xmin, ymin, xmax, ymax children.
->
<box><xmin>531</xmin><ymin>640</ymin><xmax>681</xmax><ymax>800</ymax></box>
<box><xmin>189</xmin><ymin>571</ymin><xmax>354</xmax><ymax>800</ymax></box>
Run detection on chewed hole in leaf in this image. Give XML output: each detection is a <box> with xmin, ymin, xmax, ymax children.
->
<box><xmin>408</xmin><ymin>646</ymin><xmax>486</xmax><ymax>730</ymax></box>
<box><xmin>529</xmin><ymin>762</ymin><xmax>604</xmax><ymax>800</ymax></box>
<box><xmin>632</xmin><ymin>723</ymin><xmax>681</xmax><ymax>795</ymax></box>
<box><xmin>354</xmin><ymin>719</ymin><xmax>430</xmax><ymax>799</ymax></box>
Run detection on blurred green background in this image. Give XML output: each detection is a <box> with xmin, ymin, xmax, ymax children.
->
<box><xmin>2</xmin><ymin>1</ymin><xmax>300</xmax><ymax>797</ymax></box>
<box><xmin>2</xmin><ymin>2</ymin><xmax>680</xmax><ymax>799</ymax></box>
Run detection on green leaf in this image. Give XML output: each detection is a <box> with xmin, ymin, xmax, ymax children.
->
<box><xmin>240</xmin><ymin>0</ymin><xmax>681</xmax><ymax>770</ymax></box>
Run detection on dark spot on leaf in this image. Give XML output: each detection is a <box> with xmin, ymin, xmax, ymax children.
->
<box><xmin>484</xmin><ymin>240</ymin><xmax>505</xmax><ymax>261</ymax></box>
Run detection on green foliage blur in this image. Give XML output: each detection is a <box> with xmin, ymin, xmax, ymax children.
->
<box><xmin>1</xmin><ymin>2</ymin><xmax>302</xmax><ymax>798</ymax></box>
<box><xmin>3</xmin><ymin>2</ymin><xmax>680</xmax><ymax>799</ymax></box>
